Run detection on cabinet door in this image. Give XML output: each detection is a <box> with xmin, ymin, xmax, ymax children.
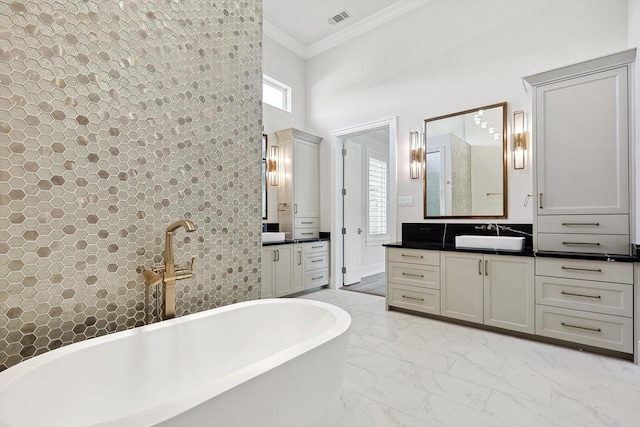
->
<box><xmin>261</xmin><ymin>248</ymin><xmax>275</xmax><ymax>299</ymax></box>
<box><xmin>535</xmin><ymin>67</ymin><xmax>628</xmax><ymax>215</ymax></box>
<box><xmin>274</xmin><ymin>245</ymin><xmax>294</xmax><ymax>297</ymax></box>
<box><xmin>292</xmin><ymin>244</ymin><xmax>304</xmax><ymax>293</ymax></box>
<box><xmin>441</xmin><ymin>252</ymin><xmax>484</xmax><ymax>324</ymax></box>
<box><xmin>273</xmin><ymin>245</ymin><xmax>293</xmax><ymax>297</ymax></box>
<box><xmin>484</xmin><ymin>255</ymin><xmax>534</xmax><ymax>334</ymax></box>
<box><xmin>293</xmin><ymin>139</ymin><xmax>320</xmax><ymax>217</ymax></box>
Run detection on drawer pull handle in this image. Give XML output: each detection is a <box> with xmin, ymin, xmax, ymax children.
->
<box><xmin>402</xmin><ymin>295</ymin><xmax>424</xmax><ymax>302</ymax></box>
<box><xmin>301</xmin><ymin>232</ymin><xmax>313</xmax><ymax>235</ymax></box>
<box><xmin>311</xmin><ymin>276</ymin><xmax>324</xmax><ymax>281</ymax></box>
<box><xmin>401</xmin><ymin>254</ymin><xmax>424</xmax><ymax>259</ymax></box>
<box><xmin>301</xmin><ymin>221</ymin><xmax>313</xmax><ymax>224</ymax></box>
<box><xmin>311</xmin><ymin>259</ymin><xmax>323</xmax><ymax>263</ymax></box>
<box><xmin>312</xmin><ymin>245</ymin><xmax>323</xmax><ymax>249</ymax></box>
<box><xmin>562</xmin><ymin>241</ymin><xmax>600</xmax><ymax>246</ymax></box>
<box><xmin>561</xmin><ymin>291</ymin><xmax>601</xmax><ymax>299</ymax></box>
<box><xmin>561</xmin><ymin>266</ymin><xmax>602</xmax><ymax>273</ymax></box>
<box><xmin>561</xmin><ymin>222</ymin><xmax>600</xmax><ymax>227</ymax></box>
<box><xmin>561</xmin><ymin>322</ymin><xmax>601</xmax><ymax>333</ymax></box>
<box><xmin>402</xmin><ymin>272</ymin><xmax>424</xmax><ymax>278</ymax></box>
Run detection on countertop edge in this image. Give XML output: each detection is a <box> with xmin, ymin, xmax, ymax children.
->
<box><xmin>384</xmin><ymin>242</ymin><xmax>640</xmax><ymax>262</ymax></box>
<box><xmin>262</xmin><ymin>237</ymin><xmax>330</xmax><ymax>247</ymax></box>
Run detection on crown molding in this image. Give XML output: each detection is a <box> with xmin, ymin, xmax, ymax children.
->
<box><xmin>263</xmin><ymin>20</ymin><xmax>308</xmax><ymax>58</ymax></box>
<box><xmin>263</xmin><ymin>0</ymin><xmax>430</xmax><ymax>59</ymax></box>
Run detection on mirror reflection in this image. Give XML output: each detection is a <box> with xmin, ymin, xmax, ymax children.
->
<box><xmin>424</xmin><ymin>102</ymin><xmax>507</xmax><ymax>218</ymax></box>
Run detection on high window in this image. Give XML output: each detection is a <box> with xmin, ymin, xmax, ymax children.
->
<box><xmin>262</xmin><ymin>75</ymin><xmax>291</xmax><ymax>112</ymax></box>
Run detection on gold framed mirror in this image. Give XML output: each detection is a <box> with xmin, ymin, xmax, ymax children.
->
<box><xmin>423</xmin><ymin>102</ymin><xmax>507</xmax><ymax>218</ymax></box>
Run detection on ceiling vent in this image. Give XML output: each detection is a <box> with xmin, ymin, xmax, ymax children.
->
<box><xmin>328</xmin><ymin>10</ymin><xmax>351</xmax><ymax>25</ymax></box>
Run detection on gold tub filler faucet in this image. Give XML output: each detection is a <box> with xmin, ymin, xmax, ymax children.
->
<box><xmin>142</xmin><ymin>220</ymin><xmax>197</xmax><ymax>319</ymax></box>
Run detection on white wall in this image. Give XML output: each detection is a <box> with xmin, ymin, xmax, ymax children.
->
<box><xmin>262</xmin><ymin>35</ymin><xmax>307</xmax><ymax>223</ymax></box>
<box><xmin>304</xmin><ymin>0</ymin><xmax>630</xmax><ymax>239</ymax></box>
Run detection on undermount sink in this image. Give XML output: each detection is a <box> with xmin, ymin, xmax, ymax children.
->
<box><xmin>262</xmin><ymin>232</ymin><xmax>286</xmax><ymax>243</ymax></box>
<box><xmin>455</xmin><ymin>235</ymin><xmax>525</xmax><ymax>251</ymax></box>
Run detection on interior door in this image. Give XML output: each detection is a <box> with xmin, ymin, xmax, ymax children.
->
<box><xmin>343</xmin><ymin>140</ymin><xmax>363</xmax><ymax>285</ymax></box>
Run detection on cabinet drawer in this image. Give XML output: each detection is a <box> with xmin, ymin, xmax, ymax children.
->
<box><xmin>537</xmin><ymin>233</ymin><xmax>630</xmax><ymax>255</ymax></box>
<box><xmin>388</xmin><ymin>283</ymin><xmax>440</xmax><ymax>315</ymax></box>
<box><xmin>295</xmin><ymin>217</ymin><xmax>319</xmax><ymax>228</ymax></box>
<box><xmin>537</xmin><ymin>215</ymin><xmax>629</xmax><ymax>235</ymax></box>
<box><xmin>305</xmin><ymin>269</ymin><xmax>329</xmax><ymax>288</ymax></box>
<box><xmin>535</xmin><ymin>258</ymin><xmax>633</xmax><ymax>284</ymax></box>
<box><xmin>535</xmin><ymin>305</ymin><xmax>633</xmax><ymax>353</ymax></box>
<box><xmin>387</xmin><ymin>248</ymin><xmax>439</xmax><ymax>266</ymax></box>
<box><xmin>294</xmin><ymin>228</ymin><xmax>319</xmax><ymax>239</ymax></box>
<box><xmin>304</xmin><ymin>253</ymin><xmax>328</xmax><ymax>271</ymax></box>
<box><xmin>303</xmin><ymin>241</ymin><xmax>328</xmax><ymax>254</ymax></box>
<box><xmin>535</xmin><ymin>276</ymin><xmax>632</xmax><ymax>317</ymax></box>
<box><xmin>388</xmin><ymin>262</ymin><xmax>440</xmax><ymax>289</ymax></box>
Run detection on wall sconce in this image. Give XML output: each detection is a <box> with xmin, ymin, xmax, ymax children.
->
<box><xmin>268</xmin><ymin>145</ymin><xmax>279</xmax><ymax>186</ymax></box>
<box><xmin>513</xmin><ymin>110</ymin><xmax>527</xmax><ymax>170</ymax></box>
<box><xmin>409</xmin><ymin>131</ymin><xmax>424</xmax><ymax>179</ymax></box>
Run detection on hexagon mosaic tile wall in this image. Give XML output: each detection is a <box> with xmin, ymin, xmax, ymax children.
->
<box><xmin>0</xmin><ymin>0</ymin><xmax>263</xmax><ymax>370</ymax></box>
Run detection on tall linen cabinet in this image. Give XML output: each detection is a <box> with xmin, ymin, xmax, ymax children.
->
<box><xmin>275</xmin><ymin>128</ymin><xmax>323</xmax><ymax>240</ymax></box>
<box><xmin>524</xmin><ymin>48</ymin><xmax>638</xmax><ymax>361</ymax></box>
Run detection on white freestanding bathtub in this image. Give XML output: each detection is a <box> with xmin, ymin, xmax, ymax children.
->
<box><xmin>0</xmin><ymin>298</ymin><xmax>351</xmax><ymax>427</ymax></box>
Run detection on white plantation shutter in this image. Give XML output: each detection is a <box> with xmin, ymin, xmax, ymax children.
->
<box><xmin>368</xmin><ymin>156</ymin><xmax>388</xmax><ymax>235</ymax></box>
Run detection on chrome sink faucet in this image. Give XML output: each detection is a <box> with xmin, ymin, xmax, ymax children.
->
<box><xmin>142</xmin><ymin>220</ymin><xmax>197</xmax><ymax>319</ymax></box>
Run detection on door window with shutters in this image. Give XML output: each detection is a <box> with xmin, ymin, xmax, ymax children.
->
<box><xmin>367</xmin><ymin>153</ymin><xmax>389</xmax><ymax>245</ymax></box>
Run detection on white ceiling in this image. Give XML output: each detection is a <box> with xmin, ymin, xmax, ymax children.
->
<box><xmin>263</xmin><ymin>0</ymin><xmax>428</xmax><ymax>58</ymax></box>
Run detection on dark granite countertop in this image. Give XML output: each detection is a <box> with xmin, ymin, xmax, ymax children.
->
<box><xmin>391</xmin><ymin>223</ymin><xmax>640</xmax><ymax>262</ymax></box>
<box><xmin>262</xmin><ymin>237</ymin><xmax>330</xmax><ymax>247</ymax></box>
<box><xmin>383</xmin><ymin>241</ymin><xmax>535</xmax><ymax>257</ymax></box>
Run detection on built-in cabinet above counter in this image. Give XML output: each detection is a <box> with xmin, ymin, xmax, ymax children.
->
<box><xmin>275</xmin><ymin>128</ymin><xmax>322</xmax><ymax>240</ymax></box>
<box><xmin>523</xmin><ymin>48</ymin><xmax>636</xmax><ymax>256</ymax></box>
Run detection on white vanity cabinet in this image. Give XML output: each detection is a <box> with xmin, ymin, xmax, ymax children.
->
<box><xmin>524</xmin><ymin>49</ymin><xmax>636</xmax><ymax>255</ymax></box>
<box><xmin>440</xmin><ymin>252</ymin><xmax>535</xmax><ymax>333</ymax></box>
<box><xmin>276</xmin><ymin>129</ymin><xmax>322</xmax><ymax>240</ymax></box>
<box><xmin>262</xmin><ymin>241</ymin><xmax>329</xmax><ymax>299</ymax></box>
<box><xmin>297</xmin><ymin>241</ymin><xmax>330</xmax><ymax>289</ymax></box>
<box><xmin>386</xmin><ymin>248</ymin><xmax>441</xmax><ymax>315</ymax></box>
<box><xmin>535</xmin><ymin>257</ymin><xmax>634</xmax><ymax>353</ymax></box>
<box><xmin>386</xmin><ymin>248</ymin><xmax>534</xmax><ymax>334</ymax></box>
<box><xmin>261</xmin><ymin>245</ymin><xmax>294</xmax><ymax>298</ymax></box>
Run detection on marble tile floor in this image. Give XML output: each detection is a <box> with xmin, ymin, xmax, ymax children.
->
<box><xmin>298</xmin><ymin>289</ymin><xmax>640</xmax><ymax>427</ymax></box>
<box><xmin>342</xmin><ymin>273</ymin><xmax>386</xmax><ymax>297</ymax></box>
